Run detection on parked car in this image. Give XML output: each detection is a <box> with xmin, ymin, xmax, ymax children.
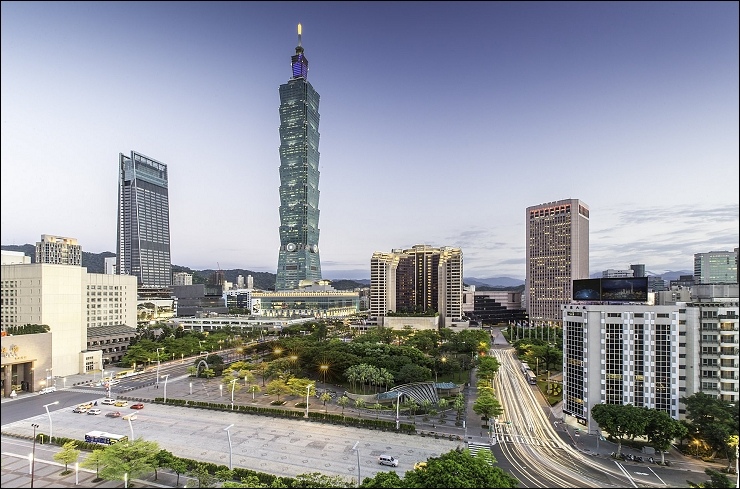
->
<box><xmin>39</xmin><ymin>386</ymin><xmax>57</xmax><ymax>394</ymax></box>
<box><xmin>87</xmin><ymin>408</ymin><xmax>102</xmax><ymax>415</ymax></box>
<box><xmin>122</xmin><ymin>413</ymin><xmax>137</xmax><ymax>421</ymax></box>
<box><xmin>378</xmin><ymin>455</ymin><xmax>399</xmax><ymax>467</ymax></box>
<box><xmin>114</xmin><ymin>400</ymin><xmax>128</xmax><ymax>407</ymax></box>
<box><xmin>105</xmin><ymin>411</ymin><xmax>122</xmax><ymax>418</ymax></box>
<box><xmin>73</xmin><ymin>406</ymin><xmax>89</xmax><ymax>414</ymax></box>
<box><xmin>78</xmin><ymin>402</ymin><xmax>93</xmax><ymax>409</ymax></box>
<box><xmin>413</xmin><ymin>462</ymin><xmax>427</xmax><ymax>470</ymax></box>
<box><xmin>101</xmin><ymin>398</ymin><xmax>116</xmax><ymax>405</ymax></box>
<box><xmin>130</xmin><ymin>403</ymin><xmax>144</xmax><ymax>410</ymax></box>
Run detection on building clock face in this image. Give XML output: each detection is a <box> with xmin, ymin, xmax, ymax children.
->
<box><xmin>286</xmin><ymin>243</ymin><xmax>296</xmax><ymax>252</ymax></box>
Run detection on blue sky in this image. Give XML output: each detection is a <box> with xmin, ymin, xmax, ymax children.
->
<box><xmin>1</xmin><ymin>1</ymin><xmax>738</xmax><ymax>280</ymax></box>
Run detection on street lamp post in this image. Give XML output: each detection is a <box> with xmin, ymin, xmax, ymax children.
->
<box><xmin>219</xmin><ymin>384</ymin><xmax>223</xmax><ymax>397</ymax></box>
<box><xmin>395</xmin><ymin>392</ymin><xmax>401</xmax><ymax>430</ymax></box>
<box><xmin>155</xmin><ymin>347</ymin><xmax>164</xmax><ymax>384</ymax></box>
<box><xmin>320</xmin><ymin>364</ymin><xmax>328</xmax><ymax>392</ymax></box>
<box><xmin>30</xmin><ymin>423</ymin><xmax>39</xmax><ymax>488</ymax></box>
<box><xmin>231</xmin><ymin>378</ymin><xmax>237</xmax><ymax>410</ymax></box>
<box><xmin>162</xmin><ymin>374</ymin><xmax>170</xmax><ymax>402</ymax></box>
<box><xmin>43</xmin><ymin>401</ymin><xmax>59</xmax><ymax>442</ymax></box>
<box><xmin>224</xmin><ymin>424</ymin><xmax>234</xmax><ymax>470</ymax></box>
<box><xmin>352</xmin><ymin>441</ymin><xmax>361</xmax><ymax>488</ymax></box>
<box><xmin>127</xmin><ymin>416</ymin><xmax>134</xmax><ymax>441</ymax></box>
<box><xmin>304</xmin><ymin>384</ymin><xmax>313</xmax><ymax>418</ymax></box>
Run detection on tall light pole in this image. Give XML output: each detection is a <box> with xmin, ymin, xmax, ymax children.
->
<box><xmin>224</xmin><ymin>424</ymin><xmax>234</xmax><ymax>470</ymax></box>
<box><xmin>155</xmin><ymin>347</ymin><xmax>164</xmax><ymax>384</ymax></box>
<box><xmin>127</xmin><ymin>416</ymin><xmax>134</xmax><ymax>441</ymax></box>
<box><xmin>395</xmin><ymin>392</ymin><xmax>401</xmax><ymax>430</ymax></box>
<box><xmin>352</xmin><ymin>441</ymin><xmax>361</xmax><ymax>488</ymax></box>
<box><xmin>230</xmin><ymin>378</ymin><xmax>237</xmax><ymax>410</ymax></box>
<box><xmin>162</xmin><ymin>374</ymin><xmax>170</xmax><ymax>402</ymax></box>
<box><xmin>30</xmin><ymin>423</ymin><xmax>39</xmax><ymax>488</ymax></box>
<box><xmin>43</xmin><ymin>401</ymin><xmax>59</xmax><ymax>442</ymax></box>
<box><xmin>320</xmin><ymin>364</ymin><xmax>328</xmax><ymax>392</ymax></box>
<box><xmin>304</xmin><ymin>384</ymin><xmax>313</xmax><ymax>418</ymax></box>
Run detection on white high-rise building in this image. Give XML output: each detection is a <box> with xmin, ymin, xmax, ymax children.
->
<box><xmin>694</xmin><ymin>250</ymin><xmax>738</xmax><ymax>284</ymax></box>
<box><xmin>562</xmin><ymin>303</ymin><xmax>681</xmax><ymax>428</ymax></box>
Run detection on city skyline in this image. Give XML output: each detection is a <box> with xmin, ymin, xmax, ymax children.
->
<box><xmin>1</xmin><ymin>2</ymin><xmax>738</xmax><ymax>281</ymax></box>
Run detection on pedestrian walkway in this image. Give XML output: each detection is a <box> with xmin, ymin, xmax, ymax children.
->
<box><xmin>0</xmin><ymin>448</ymin><xmax>177</xmax><ymax>488</ymax></box>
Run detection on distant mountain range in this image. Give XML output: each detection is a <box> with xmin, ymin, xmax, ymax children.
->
<box><xmin>2</xmin><ymin>244</ymin><xmax>693</xmax><ymax>291</ymax></box>
<box><xmin>464</xmin><ymin>277</ymin><xmax>525</xmax><ymax>287</ymax></box>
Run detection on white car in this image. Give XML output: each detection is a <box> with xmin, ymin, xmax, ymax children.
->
<box><xmin>101</xmin><ymin>398</ymin><xmax>116</xmax><ymax>405</ymax></box>
<box><xmin>39</xmin><ymin>386</ymin><xmax>57</xmax><ymax>394</ymax></box>
<box><xmin>122</xmin><ymin>413</ymin><xmax>137</xmax><ymax>421</ymax></box>
<box><xmin>87</xmin><ymin>408</ymin><xmax>102</xmax><ymax>415</ymax></box>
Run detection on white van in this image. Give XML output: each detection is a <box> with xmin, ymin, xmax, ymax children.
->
<box><xmin>378</xmin><ymin>455</ymin><xmax>398</xmax><ymax>467</ymax></box>
<box><xmin>39</xmin><ymin>386</ymin><xmax>57</xmax><ymax>394</ymax></box>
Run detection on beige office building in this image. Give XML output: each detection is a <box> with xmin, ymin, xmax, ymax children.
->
<box><xmin>526</xmin><ymin>199</ymin><xmax>589</xmax><ymax>325</ymax></box>
<box><xmin>370</xmin><ymin>245</ymin><xmax>463</xmax><ymax>328</ymax></box>
<box><xmin>1</xmin><ymin>260</ymin><xmax>137</xmax><ymax>393</ymax></box>
<box><xmin>35</xmin><ymin>234</ymin><xmax>83</xmax><ymax>266</ymax></box>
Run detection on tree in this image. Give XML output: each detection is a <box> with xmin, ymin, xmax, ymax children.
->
<box><xmin>169</xmin><ymin>458</ymin><xmax>188</xmax><ymax>487</ymax></box>
<box><xmin>320</xmin><ymin>392</ymin><xmax>332</xmax><ymax>411</ymax></box>
<box><xmin>682</xmin><ymin>392</ymin><xmax>739</xmax><ymax>460</ymax></box>
<box><xmin>687</xmin><ymin>468</ymin><xmax>733</xmax><ymax>488</ymax></box>
<box><xmin>644</xmin><ymin>408</ymin><xmax>688</xmax><ymax>465</ymax></box>
<box><xmin>337</xmin><ymin>395</ymin><xmax>350</xmax><ymax>416</ymax></box>
<box><xmin>266</xmin><ymin>379</ymin><xmax>291</xmax><ymax>403</ymax></box>
<box><xmin>360</xmin><ymin>471</ymin><xmax>404</xmax><ymax>488</ymax></box>
<box><xmin>392</xmin><ymin>447</ymin><xmax>518</xmax><ymax>488</ymax></box>
<box><xmin>292</xmin><ymin>472</ymin><xmax>353</xmax><ymax>488</ymax></box>
<box><xmin>98</xmin><ymin>438</ymin><xmax>160</xmax><ymax>483</ymax></box>
<box><xmin>472</xmin><ymin>390</ymin><xmax>502</xmax><ymax>424</ymax></box>
<box><xmin>591</xmin><ymin>404</ymin><xmax>647</xmax><ymax>457</ymax></box>
<box><xmin>53</xmin><ymin>441</ymin><xmax>80</xmax><ymax>473</ymax></box>
<box><xmin>187</xmin><ymin>462</ymin><xmax>217</xmax><ymax>488</ymax></box>
<box><xmin>80</xmin><ymin>448</ymin><xmax>106</xmax><ymax>480</ymax></box>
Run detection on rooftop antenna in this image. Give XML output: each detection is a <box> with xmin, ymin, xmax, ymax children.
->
<box><xmin>297</xmin><ymin>23</ymin><xmax>302</xmax><ymax>47</ymax></box>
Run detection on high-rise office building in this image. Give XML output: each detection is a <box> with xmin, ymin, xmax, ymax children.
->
<box><xmin>35</xmin><ymin>234</ymin><xmax>82</xmax><ymax>266</ymax></box>
<box><xmin>117</xmin><ymin>151</ymin><xmax>172</xmax><ymax>287</ymax></box>
<box><xmin>370</xmin><ymin>245</ymin><xmax>463</xmax><ymax>327</ymax></box>
<box><xmin>562</xmin><ymin>303</ymin><xmax>681</xmax><ymax>426</ymax></box>
<box><xmin>694</xmin><ymin>250</ymin><xmax>738</xmax><ymax>284</ymax></box>
<box><xmin>526</xmin><ymin>199</ymin><xmax>589</xmax><ymax>324</ymax></box>
<box><xmin>275</xmin><ymin>24</ymin><xmax>322</xmax><ymax>291</ymax></box>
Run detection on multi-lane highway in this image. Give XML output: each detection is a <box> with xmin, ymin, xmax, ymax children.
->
<box><xmin>489</xmin><ymin>346</ymin><xmax>706</xmax><ymax>488</ymax></box>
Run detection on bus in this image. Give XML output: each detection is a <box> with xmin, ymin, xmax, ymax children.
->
<box><xmin>85</xmin><ymin>431</ymin><xmax>128</xmax><ymax>445</ymax></box>
<box><xmin>524</xmin><ymin>369</ymin><xmax>537</xmax><ymax>385</ymax></box>
<box><xmin>115</xmin><ymin>369</ymin><xmax>134</xmax><ymax>379</ymax></box>
<box><xmin>520</xmin><ymin>362</ymin><xmax>529</xmax><ymax>374</ymax></box>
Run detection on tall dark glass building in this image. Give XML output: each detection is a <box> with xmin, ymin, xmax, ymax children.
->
<box><xmin>117</xmin><ymin>151</ymin><xmax>172</xmax><ymax>287</ymax></box>
<box><xmin>275</xmin><ymin>24</ymin><xmax>322</xmax><ymax>291</ymax></box>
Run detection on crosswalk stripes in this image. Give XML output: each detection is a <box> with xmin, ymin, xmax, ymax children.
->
<box><xmin>467</xmin><ymin>442</ymin><xmax>495</xmax><ymax>465</ymax></box>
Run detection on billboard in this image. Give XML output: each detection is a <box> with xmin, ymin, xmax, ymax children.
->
<box><xmin>572</xmin><ymin>279</ymin><xmax>601</xmax><ymax>300</ymax></box>
<box><xmin>600</xmin><ymin>277</ymin><xmax>648</xmax><ymax>302</ymax></box>
<box><xmin>572</xmin><ymin>277</ymin><xmax>648</xmax><ymax>302</ymax></box>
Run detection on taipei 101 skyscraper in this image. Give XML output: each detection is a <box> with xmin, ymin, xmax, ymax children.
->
<box><xmin>275</xmin><ymin>24</ymin><xmax>322</xmax><ymax>291</ymax></box>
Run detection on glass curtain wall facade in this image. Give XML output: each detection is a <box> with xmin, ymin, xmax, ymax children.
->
<box><xmin>117</xmin><ymin>151</ymin><xmax>171</xmax><ymax>287</ymax></box>
<box><xmin>276</xmin><ymin>25</ymin><xmax>322</xmax><ymax>290</ymax></box>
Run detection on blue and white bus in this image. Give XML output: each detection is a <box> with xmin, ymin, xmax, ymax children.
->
<box><xmin>85</xmin><ymin>431</ymin><xmax>128</xmax><ymax>445</ymax></box>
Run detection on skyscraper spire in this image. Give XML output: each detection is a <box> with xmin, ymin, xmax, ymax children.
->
<box><xmin>291</xmin><ymin>23</ymin><xmax>308</xmax><ymax>79</ymax></box>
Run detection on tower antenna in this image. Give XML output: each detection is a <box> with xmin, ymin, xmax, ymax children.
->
<box><xmin>297</xmin><ymin>23</ymin><xmax>302</xmax><ymax>47</ymax></box>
